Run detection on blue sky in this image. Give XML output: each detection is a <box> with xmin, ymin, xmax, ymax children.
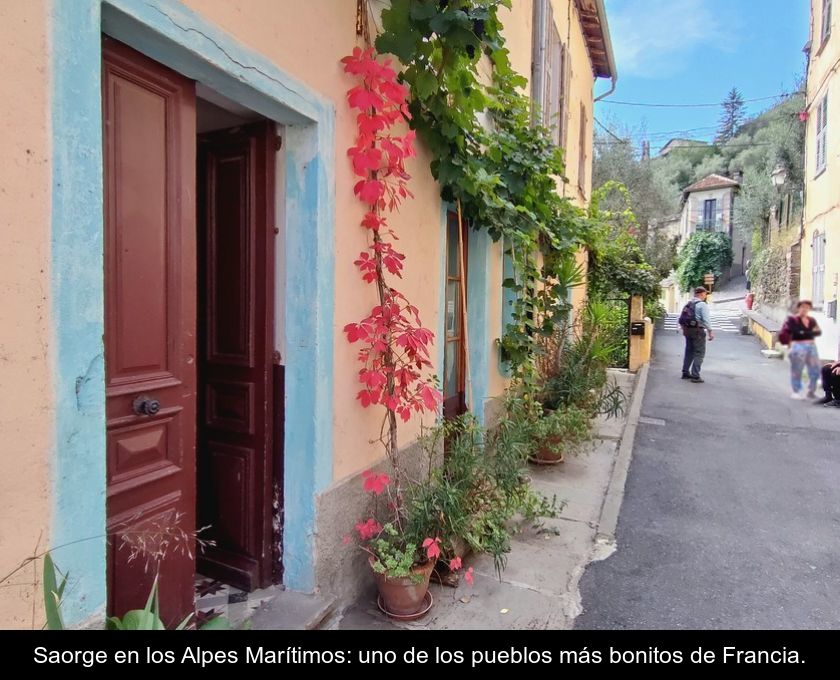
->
<box><xmin>594</xmin><ymin>0</ymin><xmax>811</xmax><ymax>153</ymax></box>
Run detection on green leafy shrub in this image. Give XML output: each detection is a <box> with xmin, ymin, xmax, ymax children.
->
<box><xmin>539</xmin><ymin>304</ymin><xmax>627</xmax><ymax>416</ymax></box>
<box><xmin>527</xmin><ymin>405</ymin><xmax>592</xmax><ymax>461</ymax></box>
<box><xmin>676</xmin><ymin>231</ymin><xmax>733</xmax><ymax>292</ymax></box>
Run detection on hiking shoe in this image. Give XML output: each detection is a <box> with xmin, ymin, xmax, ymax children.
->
<box><xmin>825</xmin><ymin>399</ymin><xmax>840</xmax><ymax>408</ymax></box>
<box><xmin>691</xmin><ymin>377</ymin><xmax>704</xmax><ymax>383</ymax></box>
<box><xmin>681</xmin><ymin>374</ymin><xmax>692</xmax><ymax>380</ymax></box>
<box><xmin>815</xmin><ymin>395</ymin><xmax>834</xmax><ymax>405</ymax></box>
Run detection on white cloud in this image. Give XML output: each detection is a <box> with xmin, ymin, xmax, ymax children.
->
<box><xmin>606</xmin><ymin>0</ymin><xmax>736</xmax><ymax>78</ymax></box>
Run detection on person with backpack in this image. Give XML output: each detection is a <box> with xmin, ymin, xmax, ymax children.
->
<box><xmin>778</xmin><ymin>300</ymin><xmax>822</xmax><ymax>399</ymax></box>
<box><xmin>679</xmin><ymin>286</ymin><xmax>714</xmax><ymax>383</ymax></box>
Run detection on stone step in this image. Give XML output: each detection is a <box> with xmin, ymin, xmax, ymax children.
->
<box><xmin>248</xmin><ymin>590</ymin><xmax>337</xmax><ymax>630</ymax></box>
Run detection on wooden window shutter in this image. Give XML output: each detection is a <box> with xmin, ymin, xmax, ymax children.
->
<box><xmin>578</xmin><ymin>103</ymin><xmax>588</xmax><ymax>192</ymax></box>
<box><xmin>558</xmin><ymin>43</ymin><xmax>570</xmax><ymax>148</ymax></box>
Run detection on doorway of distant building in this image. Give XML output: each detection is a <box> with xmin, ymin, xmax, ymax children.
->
<box><xmin>102</xmin><ymin>37</ymin><xmax>283</xmax><ymax>626</ymax></box>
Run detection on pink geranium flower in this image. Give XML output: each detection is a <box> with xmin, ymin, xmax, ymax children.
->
<box><xmin>464</xmin><ymin>567</ymin><xmax>475</xmax><ymax>585</ymax></box>
<box><xmin>361</xmin><ymin>469</ymin><xmax>391</xmax><ymax>495</ymax></box>
<box><xmin>355</xmin><ymin>518</ymin><xmax>383</xmax><ymax>541</ymax></box>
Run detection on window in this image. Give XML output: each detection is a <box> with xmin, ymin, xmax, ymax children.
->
<box><xmin>702</xmin><ymin>199</ymin><xmax>717</xmax><ymax>228</ymax></box>
<box><xmin>443</xmin><ymin>211</ymin><xmax>467</xmax><ymax>418</ymax></box>
<box><xmin>578</xmin><ymin>103</ymin><xmax>588</xmax><ymax>192</ymax></box>
<box><xmin>532</xmin><ymin>0</ymin><xmax>569</xmax><ymax>146</ymax></box>
<box><xmin>823</xmin><ymin>0</ymin><xmax>832</xmax><ymax>45</ymax></box>
<box><xmin>816</xmin><ymin>95</ymin><xmax>828</xmax><ymax>175</ymax></box>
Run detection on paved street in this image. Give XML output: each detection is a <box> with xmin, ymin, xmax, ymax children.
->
<box><xmin>576</xmin><ymin>307</ymin><xmax>840</xmax><ymax>629</ymax></box>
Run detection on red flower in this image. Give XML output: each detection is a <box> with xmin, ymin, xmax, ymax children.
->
<box><xmin>464</xmin><ymin>567</ymin><xmax>475</xmax><ymax>585</ymax></box>
<box><xmin>448</xmin><ymin>556</ymin><xmax>462</xmax><ymax>572</ymax></box>
<box><xmin>354</xmin><ymin>518</ymin><xmax>383</xmax><ymax>541</ymax></box>
<box><xmin>362</xmin><ymin>470</ymin><xmax>391</xmax><ymax>495</ymax></box>
<box><xmin>422</xmin><ymin>537</ymin><xmax>442</xmax><ymax>561</ymax></box>
<box><xmin>799</xmin><ymin>110</ymin><xmax>809</xmax><ymax>122</ymax></box>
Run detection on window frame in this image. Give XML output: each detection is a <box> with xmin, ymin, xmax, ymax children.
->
<box><xmin>822</xmin><ymin>0</ymin><xmax>833</xmax><ymax>46</ymax></box>
<box><xmin>816</xmin><ymin>95</ymin><xmax>828</xmax><ymax>177</ymax></box>
<box><xmin>532</xmin><ymin>0</ymin><xmax>569</xmax><ymax>148</ymax></box>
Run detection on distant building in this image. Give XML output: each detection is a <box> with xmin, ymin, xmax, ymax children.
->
<box><xmin>679</xmin><ymin>173</ymin><xmax>749</xmax><ymax>278</ymax></box>
<box><xmin>658</xmin><ymin>138</ymin><xmax>709</xmax><ymax>157</ymax></box>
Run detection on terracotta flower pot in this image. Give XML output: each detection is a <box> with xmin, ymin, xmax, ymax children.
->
<box><xmin>529</xmin><ymin>434</ymin><xmax>565</xmax><ymax>465</ymax></box>
<box><xmin>370</xmin><ymin>556</ymin><xmax>435</xmax><ymax>616</ymax></box>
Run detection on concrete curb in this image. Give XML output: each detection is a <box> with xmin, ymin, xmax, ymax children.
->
<box><xmin>595</xmin><ymin>361</ymin><xmax>650</xmax><ymax>544</ymax></box>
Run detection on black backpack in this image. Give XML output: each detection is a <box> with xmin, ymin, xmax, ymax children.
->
<box><xmin>678</xmin><ymin>300</ymin><xmax>699</xmax><ymax>328</ymax></box>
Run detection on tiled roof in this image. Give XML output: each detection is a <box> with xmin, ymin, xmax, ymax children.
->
<box><xmin>683</xmin><ymin>174</ymin><xmax>740</xmax><ymax>193</ymax></box>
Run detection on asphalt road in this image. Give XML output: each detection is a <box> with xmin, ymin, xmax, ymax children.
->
<box><xmin>576</xmin><ymin>315</ymin><xmax>840</xmax><ymax>629</ymax></box>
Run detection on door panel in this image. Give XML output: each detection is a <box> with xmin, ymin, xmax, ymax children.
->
<box><xmin>103</xmin><ymin>37</ymin><xmax>197</xmax><ymax>626</ymax></box>
<box><xmin>197</xmin><ymin>122</ymin><xmax>275</xmax><ymax>591</ymax></box>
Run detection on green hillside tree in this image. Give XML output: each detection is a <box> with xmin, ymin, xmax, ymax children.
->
<box><xmin>715</xmin><ymin>87</ymin><xmax>746</xmax><ymax>144</ymax></box>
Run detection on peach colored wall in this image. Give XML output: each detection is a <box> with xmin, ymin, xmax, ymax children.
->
<box><xmin>503</xmin><ymin>0</ymin><xmax>535</xmax><ymax>85</ymax></box>
<box><xmin>0</xmin><ymin>0</ymin><xmax>52</xmax><ymax>628</ymax></box>
<box><xmin>182</xmin><ymin>0</ymin><xmax>604</xmax><ymax>481</ymax></box>
<box><xmin>548</xmin><ymin>0</ymin><xmax>595</xmax><ymax>205</ymax></box>
<box><xmin>180</xmin><ymin>0</ymin><xmax>444</xmax><ymax>480</ymax></box>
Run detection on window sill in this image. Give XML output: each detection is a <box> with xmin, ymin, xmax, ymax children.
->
<box><xmin>815</xmin><ymin>165</ymin><xmax>828</xmax><ymax>180</ymax></box>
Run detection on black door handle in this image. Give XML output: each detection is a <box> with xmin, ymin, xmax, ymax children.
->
<box><xmin>133</xmin><ymin>395</ymin><xmax>161</xmax><ymax>416</ymax></box>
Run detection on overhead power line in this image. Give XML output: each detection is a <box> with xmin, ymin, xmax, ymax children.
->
<box><xmin>594</xmin><ymin>141</ymin><xmax>777</xmax><ymax>149</ymax></box>
<box><xmin>597</xmin><ymin>93</ymin><xmax>797</xmax><ymax>109</ymax></box>
<box><xmin>593</xmin><ymin>116</ymin><xmax>625</xmax><ymax>142</ymax></box>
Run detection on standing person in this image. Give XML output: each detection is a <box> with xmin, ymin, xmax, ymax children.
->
<box><xmin>679</xmin><ymin>286</ymin><xmax>714</xmax><ymax>383</ymax></box>
<box><xmin>779</xmin><ymin>300</ymin><xmax>822</xmax><ymax>399</ymax></box>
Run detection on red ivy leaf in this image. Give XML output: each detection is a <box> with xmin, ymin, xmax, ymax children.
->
<box><xmin>354</xmin><ymin>179</ymin><xmax>385</xmax><ymax>204</ymax></box>
<box><xmin>347</xmin><ymin>86</ymin><xmax>383</xmax><ymax>111</ymax></box>
<box><xmin>422</xmin><ymin>537</ymin><xmax>442</xmax><ymax>561</ymax></box>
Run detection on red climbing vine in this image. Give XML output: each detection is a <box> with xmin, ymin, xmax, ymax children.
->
<box><xmin>341</xmin><ymin>47</ymin><xmax>441</xmax><ymax>464</ymax></box>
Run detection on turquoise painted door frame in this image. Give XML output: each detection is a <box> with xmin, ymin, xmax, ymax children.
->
<box><xmin>51</xmin><ymin>0</ymin><xmax>335</xmax><ymax>624</ymax></box>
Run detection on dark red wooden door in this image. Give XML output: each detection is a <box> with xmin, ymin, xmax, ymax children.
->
<box><xmin>443</xmin><ymin>210</ymin><xmax>468</xmax><ymax>419</ymax></box>
<box><xmin>197</xmin><ymin>122</ymin><xmax>275</xmax><ymax>591</ymax></box>
<box><xmin>103</xmin><ymin>38</ymin><xmax>197</xmax><ymax>626</ymax></box>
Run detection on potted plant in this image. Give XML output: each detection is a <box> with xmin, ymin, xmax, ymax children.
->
<box><xmin>348</xmin><ymin>470</ymin><xmax>468</xmax><ymax>618</ymax></box>
<box><xmin>526</xmin><ymin>404</ymin><xmax>591</xmax><ymax>465</ymax></box>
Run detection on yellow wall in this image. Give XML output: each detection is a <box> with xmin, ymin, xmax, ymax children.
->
<box><xmin>803</xmin><ymin>0</ymin><xmax>840</xmax><ymax>307</ymax></box>
<box><xmin>0</xmin><ymin>0</ymin><xmax>52</xmax><ymax>627</ymax></box>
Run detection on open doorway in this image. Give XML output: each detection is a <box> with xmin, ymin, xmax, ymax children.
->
<box><xmin>195</xmin><ymin>92</ymin><xmax>282</xmax><ymax>593</ymax></box>
<box><xmin>103</xmin><ymin>38</ymin><xmax>284</xmax><ymax>626</ymax></box>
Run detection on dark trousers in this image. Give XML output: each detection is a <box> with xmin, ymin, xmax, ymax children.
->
<box><xmin>682</xmin><ymin>329</ymin><xmax>706</xmax><ymax>378</ymax></box>
<box><xmin>821</xmin><ymin>364</ymin><xmax>840</xmax><ymax>399</ymax></box>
